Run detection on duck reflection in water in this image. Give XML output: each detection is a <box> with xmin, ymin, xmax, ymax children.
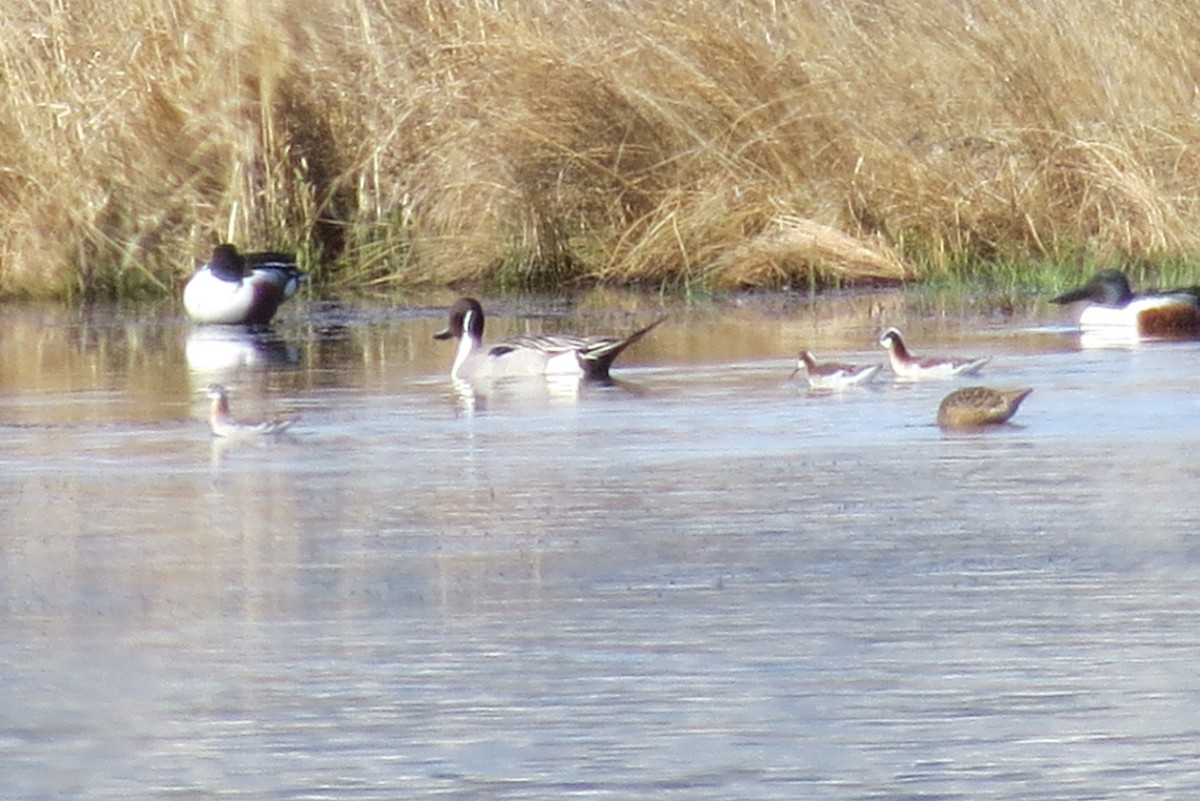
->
<box><xmin>448</xmin><ymin>372</ymin><xmax>644</xmax><ymax>417</ymax></box>
<box><xmin>186</xmin><ymin>325</ymin><xmax>302</xmax><ymax>388</ymax></box>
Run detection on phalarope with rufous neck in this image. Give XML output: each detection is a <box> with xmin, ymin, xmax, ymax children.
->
<box><xmin>205</xmin><ymin>384</ymin><xmax>296</xmax><ymax>438</ymax></box>
<box><xmin>790</xmin><ymin>350</ymin><xmax>880</xmax><ymax>390</ymax></box>
<box><xmin>879</xmin><ymin>327</ymin><xmax>990</xmax><ymax>380</ymax></box>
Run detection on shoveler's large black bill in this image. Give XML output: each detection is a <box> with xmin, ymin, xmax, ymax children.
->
<box><xmin>1049</xmin><ymin>286</ymin><xmax>1092</xmax><ymax>305</ymax></box>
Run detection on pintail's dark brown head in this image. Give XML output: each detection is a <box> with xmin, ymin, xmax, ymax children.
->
<box><xmin>434</xmin><ymin>298</ymin><xmax>486</xmax><ymax>342</ymax></box>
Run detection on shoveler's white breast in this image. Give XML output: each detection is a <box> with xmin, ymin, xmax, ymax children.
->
<box><xmin>183</xmin><ymin>268</ymin><xmax>292</xmax><ymax>325</ymax></box>
<box><xmin>1077</xmin><ymin>295</ymin><xmax>1200</xmax><ymax>338</ymax></box>
<box><xmin>183</xmin><ymin>269</ymin><xmax>257</xmax><ymax>324</ymax></box>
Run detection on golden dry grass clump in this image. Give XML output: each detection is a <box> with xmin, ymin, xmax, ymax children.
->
<box><xmin>2</xmin><ymin>0</ymin><xmax>1200</xmax><ymax>298</ymax></box>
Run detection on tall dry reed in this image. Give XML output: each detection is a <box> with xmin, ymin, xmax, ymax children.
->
<box><xmin>3</xmin><ymin>0</ymin><xmax>1200</xmax><ymax>298</ymax></box>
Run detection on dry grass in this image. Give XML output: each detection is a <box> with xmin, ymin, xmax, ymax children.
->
<box><xmin>3</xmin><ymin>0</ymin><xmax>1200</xmax><ymax>298</ymax></box>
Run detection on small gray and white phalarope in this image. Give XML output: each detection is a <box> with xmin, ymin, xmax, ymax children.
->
<box><xmin>879</xmin><ymin>327</ymin><xmax>990</xmax><ymax>380</ymax></box>
<box><xmin>205</xmin><ymin>384</ymin><xmax>296</xmax><ymax>438</ymax></box>
<box><xmin>790</xmin><ymin>350</ymin><xmax>880</xmax><ymax>390</ymax></box>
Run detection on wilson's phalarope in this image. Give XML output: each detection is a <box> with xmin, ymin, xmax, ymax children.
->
<box><xmin>183</xmin><ymin>244</ymin><xmax>304</xmax><ymax>325</ymax></box>
<box><xmin>1050</xmin><ymin>269</ymin><xmax>1200</xmax><ymax>339</ymax></box>
<box><xmin>790</xmin><ymin>350</ymin><xmax>880</xmax><ymax>390</ymax></box>
<box><xmin>937</xmin><ymin>386</ymin><xmax>1032</xmax><ymax>430</ymax></box>
<box><xmin>879</xmin><ymin>327</ymin><xmax>990</xmax><ymax>379</ymax></box>
<box><xmin>434</xmin><ymin>297</ymin><xmax>665</xmax><ymax>381</ymax></box>
<box><xmin>205</xmin><ymin>384</ymin><xmax>296</xmax><ymax>438</ymax></box>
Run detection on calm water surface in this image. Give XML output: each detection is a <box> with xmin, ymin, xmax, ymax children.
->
<box><xmin>2</xmin><ymin>290</ymin><xmax>1199</xmax><ymax>799</ymax></box>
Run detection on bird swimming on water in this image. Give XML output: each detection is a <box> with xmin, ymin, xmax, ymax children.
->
<box><xmin>183</xmin><ymin>244</ymin><xmax>304</xmax><ymax>326</ymax></box>
<box><xmin>205</xmin><ymin>384</ymin><xmax>297</xmax><ymax>438</ymax></box>
<box><xmin>433</xmin><ymin>297</ymin><xmax>666</xmax><ymax>382</ymax></box>
<box><xmin>790</xmin><ymin>350</ymin><xmax>880</xmax><ymax>390</ymax></box>
<box><xmin>1050</xmin><ymin>269</ymin><xmax>1200</xmax><ymax>339</ymax></box>
<box><xmin>879</xmin><ymin>327</ymin><xmax>991</xmax><ymax>380</ymax></box>
<box><xmin>937</xmin><ymin>386</ymin><xmax>1032</xmax><ymax>430</ymax></box>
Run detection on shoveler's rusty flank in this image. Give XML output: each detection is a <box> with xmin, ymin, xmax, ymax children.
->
<box><xmin>1051</xmin><ymin>270</ymin><xmax>1200</xmax><ymax>340</ymax></box>
<box><xmin>937</xmin><ymin>386</ymin><xmax>1033</xmax><ymax>430</ymax></box>
<box><xmin>879</xmin><ymin>327</ymin><xmax>990</xmax><ymax>380</ymax></box>
<box><xmin>790</xmin><ymin>350</ymin><xmax>880</xmax><ymax>390</ymax></box>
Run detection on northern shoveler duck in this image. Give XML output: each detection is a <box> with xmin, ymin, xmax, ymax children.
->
<box><xmin>937</xmin><ymin>386</ymin><xmax>1032</xmax><ymax>430</ymax></box>
<box><xmin>183</xmin><ymin>244</ymin><xmax>304</xmax><ymax>325</ymax></box>
<box><xmin>879</xmin><ymin>327</ymin><xmax>990</xmax><ymax>380</ymax></box>
<box><xmin>1050</xmin><ymin>269</ymin><xmax>1200</xmax><ymax>339</ymax></box>
<box><xmin>205</xmin><ymin>384</ymin><xmax>296</xmax><ymax>438</ymax></box>
<box><xmin>790</xmin><ymin>350</ymin><xmax>881</xmax><ymax>390</ymax></box>
<box><xmin>434</xmin><ymin>297</ymin><xmax>666</xmax><ymax>382</ymax></box>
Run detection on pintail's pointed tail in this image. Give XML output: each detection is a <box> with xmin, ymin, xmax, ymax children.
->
<box><xmin>578</xmin><ymin>315</ymin><xmax>667</xmax><ymax>380</ymax></box>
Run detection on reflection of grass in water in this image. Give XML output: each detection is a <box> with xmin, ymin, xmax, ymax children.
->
<box><xmin>4</xmin><ymin>0</ymin><xmax>1200</xmax><ymax>298</ymax></box>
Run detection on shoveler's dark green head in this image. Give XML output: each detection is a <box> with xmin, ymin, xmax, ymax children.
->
<box><xmin>208</xmin><ymin>244</ymin><xmax>248</xmax><ymax>282</ymax></box>
<box><xmin>1051</xmin><ymin>270</ymin><xmax>1134</xmax><ymax>308</ymax></box>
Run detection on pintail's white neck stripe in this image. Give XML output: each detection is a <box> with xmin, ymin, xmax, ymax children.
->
<box><xmin>451</xmin><ymin>311</ymin><xmax>479</xmax><ymax>379</ymax></box>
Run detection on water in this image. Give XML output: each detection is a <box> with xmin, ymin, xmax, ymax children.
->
<box><xmin>2</xmin><ymin>291</ymin><xmax>1199</xmax><ymax>799</ymax></box>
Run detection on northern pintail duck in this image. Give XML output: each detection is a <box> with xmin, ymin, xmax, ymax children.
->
<box><xmin>937</xmin><ymin>386</ymin><xmax>1032</xmax><ymax>430</ymax></box>
<box><xmin>205</xmin><ymin>384</ymin><xmax>296</xmax><ymax>438</ymax></box>
<box><xmin>1050</xmin><ymin>269</ymin><xmax>1200</xmax><ymax>339</ymax></box>
<box><xmin>183</xmin><ymin>244</ymin><xmax>304</xmax><ymax>325</ymax></box>
<box><xmin>790</xmin><ymin>350</ymin><xmax>880</xmax><ymax>390</ymax></box>
<box><xmin>434</xmin><ymin>297</ymin><xmax>666</xmax><ymax>381</ymax></box>
<box><xmin>879</xmin><ymin>327</ymin><xmax>990</xmax><ymax>380</ymax></box>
